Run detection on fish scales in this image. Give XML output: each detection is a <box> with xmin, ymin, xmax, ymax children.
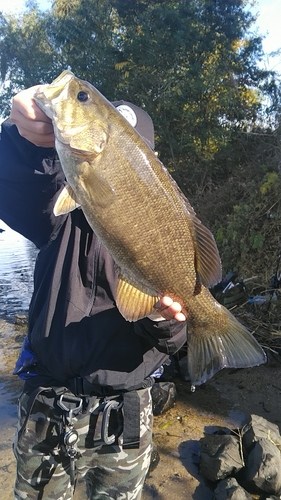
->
<box><xmin>34</xmin><ymin>70</ymin><xmax>267</xmax><ymax>386</ymax></box>
<box><xmin>60</xmin><ymin>104</ymin><xmax>196</xmax><ymax>300</ymax></box>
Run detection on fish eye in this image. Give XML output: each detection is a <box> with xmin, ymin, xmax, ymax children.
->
<box><xmin>77</xmin><ymin>91</ymin><xmax>89</xmax><ymax>102</ymax></box>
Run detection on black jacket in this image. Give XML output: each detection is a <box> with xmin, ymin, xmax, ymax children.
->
<box><xmin>0</xmin><ymin>119</ymin><xmax>187</xmax><ymax>394</ymax></box>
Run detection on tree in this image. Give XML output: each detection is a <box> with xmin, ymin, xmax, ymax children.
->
<box><xmin>112</xmin><ymin>0</ymin><xmax>278</xmax><ymax>173</ymax></box>
<box><xmin>0</xmin><ymin>3</ymin><xmax>59</xmax><ymax>115</ymax></box>
<box><xmin>0</xmin><ymin>0</ymin><xmax>279</xmax><ymax>177</ymax></box>
<box><xmin>0</xmin><ymin>0</ymin><xmax>281</xmax><ymax>281</ymax></box>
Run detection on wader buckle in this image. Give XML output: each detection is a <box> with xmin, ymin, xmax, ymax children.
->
<box><xmin>101</xmin><ymin>399</ymin><xmax>123</xmax><ymax>445</ymax></box>
<box><xmin>57</xmin><ymin>394</ymin><xmax>83</xmax><ymax>487</ymax></box>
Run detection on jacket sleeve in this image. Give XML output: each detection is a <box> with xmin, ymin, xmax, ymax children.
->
<box><xmin>134</xmin><ymin>316</ymin><xmax>187</xmax><ymax>356</ymax></box>
<box><xmin>0</xmin><ymin>119</ymin><xmax>67</xmax><ymax>248</ymax></box>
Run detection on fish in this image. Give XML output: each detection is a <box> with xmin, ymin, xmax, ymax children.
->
<box><xmin>34</xmin><ymin>70</ymin><xmax>266</xmax><ymax>387</ymax></box>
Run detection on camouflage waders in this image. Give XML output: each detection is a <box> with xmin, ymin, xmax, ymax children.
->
<box><xmin>13</xmin><ymin>387</ymin><xmax>153</xmax><ymax>500</ymax></box>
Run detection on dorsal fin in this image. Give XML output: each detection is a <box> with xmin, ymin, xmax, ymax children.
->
<box><xmin>190</xmin><ymin>213</ymin><xmax>222</xmax><ymax>288</ymax></box>
<box><xmin>177</xmin><ymin>191</ymin><xmax>222</xmax><ymax>288</ymax></box>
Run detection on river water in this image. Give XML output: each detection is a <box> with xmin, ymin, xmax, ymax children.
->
<box><xmin>0</xmin><ymin>221</ymin><xmax>38</xmax><ymax>318</ymax></box>
<box><xmin>0</xmin><ymin>221</ymin><xmax>37</xmax><ymax>499</ymax></box>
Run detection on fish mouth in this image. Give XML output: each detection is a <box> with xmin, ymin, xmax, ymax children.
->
<box><xmin>33</xmin><ymin>90</ymin><xmax>50</xmax><ymax>110</ymax></box>
<box><xmin>35</xmin><ymin>71</ymin><xmax>74</xmax><ymax>102</ymax></box>
<box><xmin>33</xmin><ymin>90</ymin><xmax>57</xmax><ymax>121</ymax></box>
<box><xmin>34</xmin><ymin>72</ymin><xmax>75</xmax><ymax>117</ymax></box>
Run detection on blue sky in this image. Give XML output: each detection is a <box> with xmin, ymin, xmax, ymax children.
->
<box><xmin>0</xmin><ymin>0</ymin><xmax>280</xmax><ymax>71</ymax></box>
<box><xmin>249</xmin><ymin>0</ymin><xmax>281</xmax><ymax>71</ymax></box>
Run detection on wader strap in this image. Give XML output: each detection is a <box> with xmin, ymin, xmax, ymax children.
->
<box><xmin>71</xmin><ymin>376</ymin><xmax>92</xmax><ymax>396</ymax></box>
<box><xmin>17</xmin><ymin>386</ymin><xmax>54</xmax><ymax>442</ymax></box>
<box><xmin>66</xmin><ymin>378</ymin><xmax>141</xmax><ymax>449</ymax></box>
<box><xmin>122</xmin><ymin>391</ymin><xmax>140</xmax><ymax>449</ymax></box>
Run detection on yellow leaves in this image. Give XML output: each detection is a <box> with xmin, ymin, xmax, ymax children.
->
<box><xmin>240</xmin><ymin>87</ymin><xmax>260</xmax><ymax>107</ymax></box>
<box><xmin>53</xmin><ymin>0</ymin><xmax>80</xmax><ymax>18</ymax></box>
<box><xmin>232</xmin><ymin>38</ymin><xmax>247</xmax><ymax>52</ymax></box>
<box><xmin>115</xmin><ymin>61</ymin><xmax>129</xmax><ymax>71</ymax></box>
<box><xmin>136</xmin><ymin>25</ymin><xmax>143</xmax><ymax>36</ymax></box>
<box><xmin>193</xmin><ymin>136</ymin><xmax>220</xmax><ymax>159</ymax></box>
<box><xmin>115</xmin><ymin>61</ymin><xmax>130</xmax><ymax>80</ymax></box>
<box><xmin>260</xmin><ymin>172</ymin><xmax>279</xmax><ymax>196</ymax></box>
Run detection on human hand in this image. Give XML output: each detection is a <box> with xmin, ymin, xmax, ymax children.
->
<box><xmin>148</xmin><ymin>296</ymin><xmax>187</xmax><ymax>322</ymax></box>
<box><xmin>10</xmin><ymin>85</ymin><xmax>55</xmax><ymax>148</ymax></box>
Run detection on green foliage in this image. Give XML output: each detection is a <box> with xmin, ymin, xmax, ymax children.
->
<box><xmin>0</xmin><ymin>0</ymin><xmax>281</xmax><ymax>283</ymax></box>
<box><xmin>0</xmin><ymin>0</ymin><xmax>278</xmax><ymax>141</ymax></box>
<box><xmin>260</xmin><ymin>172</ymin><xmax>279</xmax><ymax>195</ymax></box>
<box><xmin>112</xmin><ymin>0</ymin><xmax>275</xmax><ymax>165</ymax></box>
<box><xmin>202</xmin><ymin>130</ymin><xmax>281</xmax><ymax>280</ymax></box>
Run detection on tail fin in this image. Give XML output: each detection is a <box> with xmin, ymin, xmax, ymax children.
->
<box><xmin>187</xmin><ymin>307</ymin><xmax>266</xmax><ymax>386</ymax></box>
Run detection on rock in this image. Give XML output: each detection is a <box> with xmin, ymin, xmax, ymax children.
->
<box><xmin>14</xmin><ymin>314</ymin><xmax>28</xmax><ymax>326</ymax></box>
<box><xmin>263</xmin><ymin>496</ymin><xmax>281</xmax><ymax>500</ymax></box>
<box><xmin>151</xmin><ymin>382</ymin><xmax>177</xmax><ymax>416</ymax></box>
<box><xmin>214</xmin><ymin>477</ymin><xmax>252</xmax><ymax>500</ymax></box>
<box><xmin>243</xmin><ymin>414</ymin><xmax>281</xmax><ymax>451</ymax></box>
<box><xmin>243</xmin><ymin>437</ymin><xmax>281</xmax><ymax>495</ymax></box>
<box><xmin>148</xmin><ymin>442</ymin><xmax>160</xmax><ymax>473</ymax></box>
<box><xmin>199</xmin><ymin>434</ymin><xmax>244</xmax><ymax>482</ymax></box>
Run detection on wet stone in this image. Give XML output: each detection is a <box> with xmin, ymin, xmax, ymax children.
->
<box><xmin>263</xmin><ymin>496</ymin><xmax>281</xmax><ymax>500</ymax></box>
<box><xmin>148</xmin><ymin>443</ymin><xmax>160</xmax><ymax>473</ymax></box>
<box><xmin>242</xmin><ymin>414</ymin><xmax>281</xmax><ymax>450</ymax></box>
<box><xmin>243</xmin><ymin>437</ymin><xmax>281</xmax><ymax>495</ymax></box>
<box><xmin>199</xmin><ymin>415</ymin><xmax>281</xmax><ymax>498</ymax></box>
<box><xmin>214</xmin><ymin>477</ymin><xmax>252</xmax><ymax>500</ymax></box>
<box><xmin>199</xmin><ymin>434</ymin><xmax>244</xmax><ymax>482</ymax></box>
<box><xmin>14</xmin><ymin>314</ymin><xmax>28</xmax><ymax>326</ymax></box>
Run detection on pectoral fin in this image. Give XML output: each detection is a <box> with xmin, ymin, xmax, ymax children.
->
<box><xmin>54</xmin><ymin>185</ymin><xmax>81</xmax><ymax>216</ymax></box>
<box><xmin>77</xmin><ymin>161</ymin><xmax>116</xmax><ymax>208</ymax></box>
<box><xmin>116</xmin><ymin>274</ymin><xmax>159</xmax><ymax>321</ymax></box>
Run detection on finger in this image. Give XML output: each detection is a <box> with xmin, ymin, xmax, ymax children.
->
<box><xmin>173</xmin><ymin>311</ymin><xmax>187</xmax><ymax>322</ymax></box>
<box><xmin>11</xmin><ymin>85</ymin><xmax>48</xmax><ymax>119</ymax></box>
<box><xmin>158</xmin><ymin>308</ymin><xmax>187</xmax><ymax>322</ymax></box>
<box><xmin>156</xmin><ymin>297</ymin><xmax>187</xmax><ymax>322</ymax></box>
<box><xmin>10</xmin><ymin>102</ymin><xmax>53</xmax><ymax>130</ymax></box>
<box><xmin>159</xmin><ymin>296</ymin><xmax>173</xmax><ymax>308</ymax></box>
<box><xmin>10</xmin><ymin>85</ymin><xmax>55</xmax><ymax>147</ymax></box>
<box><xmin>11</xmin><ymin>113</ymin><xmax>54</xmax><ymax>135</ymax></box>
<box><xmin>12</xmin><ymin>122</ymin><xmax>55</xmax><ymax>147</ymax></box>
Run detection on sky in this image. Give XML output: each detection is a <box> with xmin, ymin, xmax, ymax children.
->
<box><xmin>0</xmin><ymin>0</ymin><xmax>280</xmax><ymax>72</ymax></box>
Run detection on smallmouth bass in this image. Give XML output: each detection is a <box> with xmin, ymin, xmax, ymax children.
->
<box><xmin>34</xmin><ymin>70</ymin><xmax>266</xmax><ymax>386</ymax></box>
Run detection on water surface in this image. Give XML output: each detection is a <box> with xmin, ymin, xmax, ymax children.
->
<box><xmin>0</xmin><ymin>221</ymin><xmax>37</xmax><ymax>318</ymax></box>
<box><xmin>0</xmin><ymin>221</ymin><xmax>35</xmax><ymax>498</ymax></box>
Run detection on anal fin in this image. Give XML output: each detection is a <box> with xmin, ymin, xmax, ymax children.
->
<box><xmin>116</xmin><ymin>275</ymin><xmax>159</xmax><ymax>322</ymax></box>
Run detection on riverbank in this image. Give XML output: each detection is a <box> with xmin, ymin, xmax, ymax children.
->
<box><xmin>1</xmin><ymin>318</ymin><xmax>281</xmax><ymax>500</ymax></box>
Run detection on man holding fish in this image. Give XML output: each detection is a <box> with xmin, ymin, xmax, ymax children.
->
<box><xmin>0</xmin><ymin>76</ymin><xmax>188</xmax><ymax>500</ymax></box>
<box><xmin>0</xmin><ymin>71</ymin><xmax>266</xmax><ymax>500</ymax></box>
